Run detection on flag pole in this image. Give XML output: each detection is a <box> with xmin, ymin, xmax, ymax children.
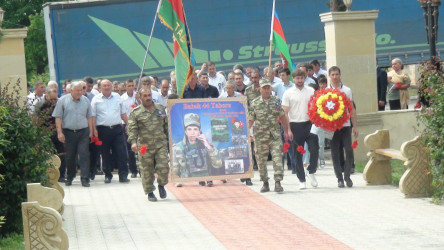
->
<box><xmin>267</xmin><ymin>0</ymin><xmax>276</xmax><ymax>80</ymax></box>
<box><xmin>137</xmin><ymin>0</ymin><xmax>163</xmax><ymax>92</ymax></box>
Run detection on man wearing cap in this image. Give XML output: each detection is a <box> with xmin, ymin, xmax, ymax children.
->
<box><xmin>249</xmin><ymin>78</ymin><xmax>290</xmax><ymax>193</ymax></box>
<box><xmin>172</xmin><ymin>113</ymin><xmax>222</xmax><ymax>180</ymax></box>
<box><xmin>128</xmin><ymin>88</ymin><xmax>169</xmax><ymax>202</ymax></box>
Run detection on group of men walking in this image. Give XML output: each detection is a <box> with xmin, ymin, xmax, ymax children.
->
<box><xmin>28</xmin><ymin>59</ymin><xmax>358</xmax><ymax>202</ymax></box>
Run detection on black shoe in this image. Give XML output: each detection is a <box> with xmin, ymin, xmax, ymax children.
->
<box><xmin>90</xmin><ymin>174</ymin><xmax>95</xmax><ymax>181</ymax></box>
<box><xmin>104</xmin><ymin>177</ymin><xmax>112</xmax><ymax>184</ymax></box>
<box><xmin>345</xmin><ymin>178</ymin><xmax>353</xmax><ymax>188</ymax></box>
<box><xmin>338</xmin><ymin>180</ymin><xmax>345</xmax><ymax>188</ymax></box>
<box><xmin>207</xmin><ymin>181</ymin><xmax>213</xmax><ymax>187</ymax></box>
<box><xmin>274</xmin><ymin>181</ymin><xmax>283</xmax><ymax>193</ymax></box>
<box><xmin>65</xmin><ymin>179</ymin><xmax>72</xmax><ymax>186</ymax></box>
<box><xmin>148</xmin><ymin>192</ymin><xmax>157</xmax><ymax>202</ymax></box>
<box><xmin>351</xmin><ymin>167</ymin><xmax>355</xmax><ymax>174</ymax></box>
<box><xmin>253</xmin><ymin>165</ymin><xmax>258</xmax><ymax>171</ymax></box>
<box><xmin>240</xmin><ymin>178</ymin><xmax>246</xmax><ymax>183</ymax></box>
<box><xmin>245</xmin><ymin>178</ymin><xmax>253</xmax><ymax>186</ymax></box>
<box><xmin>260</xmin><ymin>182</ymin><xmax>270</xmax><ymax>193</ymax></box>
<box><xmin>58</xmin><ymin>177</ymin><xmax>66</xmax><ymax>183</ymax></box>
<box><xmin>158</xmin><ymin>185</ymin><xmax>167</xmax><ymax>199</ymax></box>
<box><xmin>81</xmin><ymin>180</ymin><xmax>90</xmax><ymax>187</ymax></box>
<box><xmin>96</xmin><ymin>170</ymin><xmax>104</xmax><ymax>175</ymax></box>
<box><xmin>199</xmin><ymin>181</ymin><xmax>206</xmax><ymax>186</ymax></box>
<box><xmin>131</xmin><ymin>173</ymin><xmax>138</xmax><ymax>178</ymax></box>
<box><xmin>119</xmin><ymin>178</ymin><xmax>130</xmax><ymax>183</ymax></box>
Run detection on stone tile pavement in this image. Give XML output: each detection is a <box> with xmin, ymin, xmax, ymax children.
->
<box><xmin>62</xmin><ymin>160</ymin><xmax>444</xmax><ymax>250</ymax></box>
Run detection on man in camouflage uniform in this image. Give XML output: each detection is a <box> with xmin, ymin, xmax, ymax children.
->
<box><xmin>248</xmin><ymin>78</ymin><xmax>291</xmax><ymax>193</ymax></box>
<box><xmin>172</xmin><ymin>113</ymin><xmax>222</xmax><ymax>179</ymax></box>
<box><xmin>128</xmin><ymin>88</ymin><xmax>169</xmax><ymax>202</ymax></box>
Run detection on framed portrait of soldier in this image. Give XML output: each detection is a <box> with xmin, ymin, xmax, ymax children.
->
<box><xmin>167</xmin><ymin>97</ymin><xmax>253</xmax><ymax>183</ymax></box>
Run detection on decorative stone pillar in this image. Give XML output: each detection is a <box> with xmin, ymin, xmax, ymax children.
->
<box><xmin>0</xmin><ymin>28</ymin><xmax>28</xmax><ymax>97</ymax></box>
<box><xmin>320</xmin><ymin>11</ymin><xmax>379</xmax><ymax>114</ymax></box>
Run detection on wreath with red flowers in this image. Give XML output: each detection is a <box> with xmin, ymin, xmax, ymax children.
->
<box><xmin>308</xmin><ymin>88</ymin><xmax>353</xmax><ymax>132</ymax></box>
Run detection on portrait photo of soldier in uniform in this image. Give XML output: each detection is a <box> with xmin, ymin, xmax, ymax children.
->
<box><xmin>172</xmin><ymin>113</ymin><xmax>222</xmax><ymax>178</ymax></box>
<box><xmin>231</xmin><ymin>118</ymin><xmax>245</xmax><ymax>135</ymax></box>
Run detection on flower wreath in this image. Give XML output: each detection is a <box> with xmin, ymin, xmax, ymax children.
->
<box><xmin>308</xmin><ymin>88</ymin><xmax>353</xmax><ymax>131</ymax></box>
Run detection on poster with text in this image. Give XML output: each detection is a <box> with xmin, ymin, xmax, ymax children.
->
<box><xmin>168</xmin><ymin>97</ymin><xmax>253</xmax><ymax>183</ymax></box>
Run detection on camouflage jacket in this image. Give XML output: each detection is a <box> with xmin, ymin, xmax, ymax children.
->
<box><xmin>244</xmin><ymin>85</ymin><xmax>261</xmax><ymax>107</ymax></box>
<box><xmin>248</xmin><ymin>95</ymin><xmax>284</xmax><ymax>140</ymax></box>
<box><xmin>127</xmin><ymin>103</ymin><xmax>168</xmax><ymax>147</ymax></box>
<box><xmin>172</xmin><ymin>139</ymin><xmax>222</xmax><ymax>178</ymax></box>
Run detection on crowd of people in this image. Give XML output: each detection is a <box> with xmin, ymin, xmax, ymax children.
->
<box><xmin>27</xmin><ymin>59</ymin><xmax>361</xmax><ymax>201</ymax></box>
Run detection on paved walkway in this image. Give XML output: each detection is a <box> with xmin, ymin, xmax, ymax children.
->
<box><xmin>62</xmin><ymin>160</ymin><xmax>444</xmax><ymax>250</ymax></box>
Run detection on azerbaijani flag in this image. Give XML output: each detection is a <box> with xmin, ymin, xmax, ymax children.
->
<box><xmin>158</xmin><ymin>0</ymin><xmax>194</xmax><ymax>98</ymax></box>
<box><xmin>272</xmin><ymin>10</ymin><xmax>295</xmax><ymax>71</ymax></box>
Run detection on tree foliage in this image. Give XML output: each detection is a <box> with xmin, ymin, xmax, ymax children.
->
<box><xmin>0</xmin><ymin>81</ymin><xmax>54</xmax><ymax>236</ymax></box>
<box><xmin>25</xmin><ymin>12</ymin><xmax>47</xmax><ymax>80</ymax></box>
<box><xmin>417</xmin><ymin>61</ymin><xmax>444</xmax><ymax>202</ymax></box>
<box><xmin>0</xmin><ymin>1</ymin><xmax>62</xmax><ymax>79</ymax></box>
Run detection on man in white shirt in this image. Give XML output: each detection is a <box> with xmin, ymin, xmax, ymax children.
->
<box><xmin>91</xmin><ymin>79</ymin><xmax>130</xmax><ymax>184</ymax></box>
<box><xmin>27</xmin><ymin>81</ymin><xmax>45</xmax><ymax>114</ymax></box>
<box><xmin>121</xmin><ymin>79</ymin><xmax>139</xmax><ymax>178</ymax></box>
<box><xmin>204</xmin><ymin>61</ymin><xmax>226</xmax><ymax>93</ymax></box>
<box><xmin>282</xmin><ymin>69</ymin><xmax>319</xmax><ymax>190</ymax></box>
<box><xmin>310</xmin><ymin>59</ymin><xmax>328</xmax><ymax>79</ymax></box>
<box><xmin>326</xmin><ymin>66</ymin><xmax>358</xmax><ymax>188</ymax></box>
<box><xmin>158</xmin><ymin>79</ymin><xmax>169</xmax><ymax>107</ymax></box>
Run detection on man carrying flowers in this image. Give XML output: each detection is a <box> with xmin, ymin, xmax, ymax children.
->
<box><xmin>326</xmin><ymin>66</ymin><xmax>359</xmax><ymax>188</ymax></box>
<box><xmin>128</xmin><ymin>88</ymin><xmax>169</xmax><ymax>202</ymax></box>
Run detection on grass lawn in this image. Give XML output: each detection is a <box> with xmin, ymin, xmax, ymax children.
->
<box><xmin>354</xmin><ymin>159</ymin><xmax>406</xmax><ymax>187</ymax></box>
<box><xmin>0</xmin><ymin>233</ymin><xmax>25</xmax><ymax>250</ymax></box>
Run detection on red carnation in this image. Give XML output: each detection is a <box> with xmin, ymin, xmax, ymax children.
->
<box><xmin>414</xmin><ymin>103</ymin><xmax>421</xmax><ymax>109</ymax></box>
<box><xmin>282</xmin><ymin>147</ymin><xmax>288</xmax><ymax>153</ymax></box>
<box><xmin>277</xmin><ymin>118</ymin><xmax>281</xmax><ymax>123</ymax></box>
<box><xmin>396</xmin><ymin>82</ymin><xmax>402</xmax><ymax>89</ymax></box>
<box><xmin>231</xmin><ymin>118</ymin><xmax>236</xmax><ymax>124</ymax></box>
<box><xmin>283</xmin><ymin>142</ymin><xmax>290</xmax><ymax>149</ymax></box>
<box><xmin>297</xmin><ymin>145</ymin><xmax>304</xmax><ymax>153</ymax></box>
<box><xmin>95</xmin><ymin>140</ymin><xmax>102</xmax><ymax>146</ymax></box>
<box><xmin>140</xmin><ymin>145</ymin><xmax>148</xmax><ymax>155</ymax></box>
<box><xmin>131</xmin><ymin>104</ymin><xmax>136</xmax><ymax>108</ymax></box>
<box><xmin>91</xmin><ymin>136</ymin><xmax>99</xmax><ymax>143</ymax></box>
<box><xmin>351</xmin><ymin>140</ymin><xmax>358</xmax><ymax>149</ymax></box>
<box><xmin>301</xmin><ymin>150</ymin><xmax>306</xmax><ymax>155</ymax></box>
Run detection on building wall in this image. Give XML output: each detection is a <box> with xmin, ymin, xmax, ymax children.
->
<box><xmin>0</xmin><ymin>28</ymin><xmax>28</xmax><ymax>97</ymax></box>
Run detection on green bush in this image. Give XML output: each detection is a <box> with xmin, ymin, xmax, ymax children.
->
<box><xmin>0</xmin><ymin>233</ymin><xmax>25</xmax><ymax>250</ymax></box>
<box><xmin>417</xmin><ymin>61</ymin><xmax>444</xmax><ymax>202</ymax></box>
<box><xmin>0</xmin><ymin>81</ymin><xmax>54</xmax><ymax>237</ymax></box>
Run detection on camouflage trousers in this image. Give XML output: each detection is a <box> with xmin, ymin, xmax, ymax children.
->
<box><xmin>254</xmin><ymin>133</ymin><xmax>284</xmax><ymax>182</ymax></box>
<box><xmin>138</xmin><ymin>144</ymin><xmax>169</xmax><ymax>194</ymax></box>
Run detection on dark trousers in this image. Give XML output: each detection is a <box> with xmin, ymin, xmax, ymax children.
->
<box><xmin>331</xmin><ymin>126</ymin><xmax>353</xmax><ymax>181</ymax></box>
<box><xmin>290</xmin><ymin>121</ymin><xmax>319</xmax><ymax>182</ymax></box>
<box><xmin>51</xmin><ymin>135</ymin><xmax>66</xmax><ymax>178</ymax></box>
<box><xmin>378</xmin><ymin>104</ymin><xmax>385</xmax><ymax>111</ymax></box>
<box><xmin>251</xmin><ymin>142</ymin><xmax>258</xmax><ymax>169</ymax></box>
<box><xmin>389</xmin><ymin>99</ymin><xmax>401</xmax><ymax>110</ymax></box>
<box><xmin>97</xmin><ymin>125</ymin><xmax>128</xmax><ymax>179</ymax></box>
<box><xmin>124</xmin><ymin>126</ymin><xmax>138</xmax><ymax>174</ymax></box>
<box><xmin>89</xmin><ymin>142</ymin><xmax>101</xmax><ymax>177</ymax></box>
<box><xmin>63</xmin><ymin>128</ymin><xmax>90</xmax><ymax>181</ymax></box>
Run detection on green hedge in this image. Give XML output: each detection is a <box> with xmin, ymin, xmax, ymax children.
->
<box><xmin>417</xmin><ymin>61</ymin><xmax>444</xmax><ymax>202</ymax></box>
<box><xmin>0</xmin><ymin>81</ymin><xmax>54</xmax><ymax>237</ymax></box>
